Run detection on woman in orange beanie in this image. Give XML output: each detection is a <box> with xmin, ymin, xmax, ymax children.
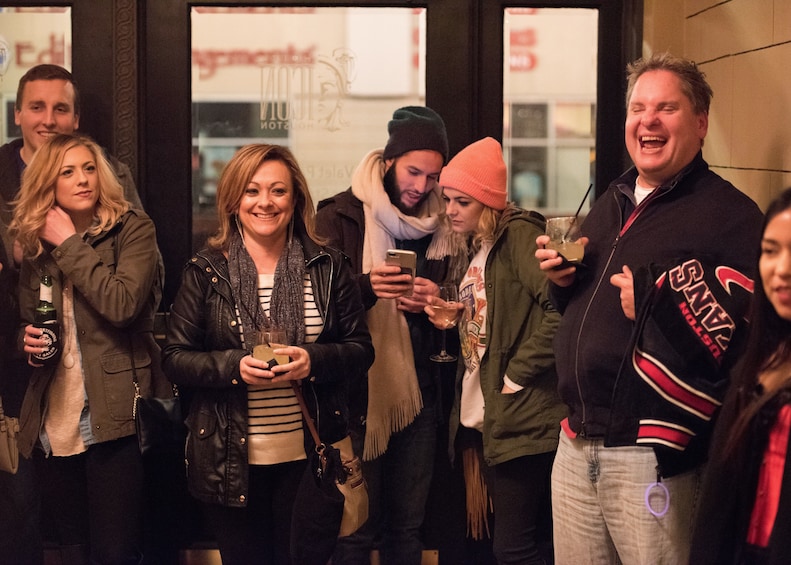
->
<box><xmin>426</xmin><ymin>137</ymin><xmax>565</xmax><ymax>564</ymax></box>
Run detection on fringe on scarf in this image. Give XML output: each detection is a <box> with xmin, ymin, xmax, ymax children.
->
<box><xmin>363</xmin><ymin>393</ymin><xmax>424</xmax><ymax>460</ymax></box>
<box><xmin>362</xmin><ymin>298</ymin><xmax>424</xmax><ymax>461</ymax></box>
<box><xmin>462</xmin><ymin>444</ymin><xmax>493</xmax><ymax>540</ymax></box>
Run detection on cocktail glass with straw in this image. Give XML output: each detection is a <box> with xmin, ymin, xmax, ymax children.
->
<box><xmin>546</xmin><ymin>183</ymin><xmax>593</xmax><ymax>265</ymax></box>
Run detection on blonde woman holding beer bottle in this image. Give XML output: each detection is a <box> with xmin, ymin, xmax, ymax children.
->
<box><xmin>426</xmin><ymin>137</ymin><xmax>564</xmax><ymax>564</ymax></box>
<box><xmin>9</xmin><ymin>133</ymin><xmax>165</xmax><ymax>564</ymax></box>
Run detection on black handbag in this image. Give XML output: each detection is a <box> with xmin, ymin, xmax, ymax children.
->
<box><xmin>133</xmin><ymin>383</ymin><xmax>184</xmax><ymax>455</ymax></box>
<box><xmin>290</xmin><ymin>382</ymin><xmax>368</xmax><ymax>565</ymax></box>
<box><xmin>129</xmin><ymin>342</ymin><xmax>186</xmax><ymax>456</ymax></box>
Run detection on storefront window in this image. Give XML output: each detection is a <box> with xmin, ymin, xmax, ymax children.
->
<box><xmin>0</xmin><ymin>7</ymin><xmax>72</xmax><ymax>144</ymax></box>
<box><xmin>191</xmin><ymin>7</ymin><xmax>426</xmax><ymax>249</ymax></box>
<box><xmin>503</xmin><ymin>8</ymin><xmax>597</xmax><ymax>216</ymax></box>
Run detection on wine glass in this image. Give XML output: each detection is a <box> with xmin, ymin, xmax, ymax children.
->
<box><xmin>430</xmin><ymin>284</ymin><xmax>460</xmax><ymax>363</ymax></box>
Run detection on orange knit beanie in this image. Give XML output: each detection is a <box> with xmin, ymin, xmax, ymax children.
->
<box><xmin>440</xmin><ymin>137</ymin><xmax>507</xmax><ymax>211</ymax></box>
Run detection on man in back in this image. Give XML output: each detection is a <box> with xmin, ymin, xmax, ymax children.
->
<box><xmin>535</xmin><ymin>53</ymin><xmax>764</xmax><ymax>563</ymax></box>
<box><xmin>316</xmin><ymin>106</ymin><xmax>452</xmax><ymax>564</ymax></box>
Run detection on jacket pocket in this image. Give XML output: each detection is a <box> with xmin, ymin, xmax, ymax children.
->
<box><xmin>186</xmin><ymin>405</ymin><xmax>227</xmax><ymax>496</ymax></box>
<box><xmin>97</xmin><ymin>247</ymin><xmax>117</xmax><ymax>272</ymax></box>
<box><xmin>101</xmin><ymin>350</ymin><xmax>150</xmax><ymax>420</ymax></box>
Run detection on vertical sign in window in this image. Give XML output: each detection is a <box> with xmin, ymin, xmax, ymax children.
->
<box><xmin>0</xmin><ymin>7</ymin><xmax>72</xmax><ymax>144</ymax></box>
<box><xmin>191</xmin><ymin>7</ymin><xmax>426</xmax><ymax>250</ymax></box>
<box><xmin>503</xmin><ymin>8</ymin><xmax>597</xmax><ymax>216</ymax></box>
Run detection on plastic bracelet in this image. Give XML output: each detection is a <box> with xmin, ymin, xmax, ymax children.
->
<box><xmin>644</xmin><ymin>481</ymin><xmax>670</xmax><ymax>517</ymax></box>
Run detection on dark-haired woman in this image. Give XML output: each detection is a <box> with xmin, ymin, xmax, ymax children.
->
<box><xmin>690</xmin><ymin>187</ymin><xmax>791</xmax><ymax>564</ymax></box>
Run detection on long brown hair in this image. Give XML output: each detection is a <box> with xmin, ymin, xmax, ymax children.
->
<box><xmin>9</xmin><ymin>133</ymin><xmax>128</xmax><ymax>258</ymax></box>
<box><xmin>207</xmin><ymin>144</ymin><xmax>323</xmax><ymax>249</ymax></box>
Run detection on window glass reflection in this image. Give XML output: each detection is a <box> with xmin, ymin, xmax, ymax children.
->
<box><xmin>191</xmin><ymin>7</ymin><xmax>426</xmax><ymax>250</ymax></box>
<box><xmin>0</xmin><ymin>7</ymin><xmax>72</xmax><ymax>144</ymax></box>
<box><xmin>503</xmin><ymin>8</ymin><xmax>597</xmax><ymax>215</ymax></box>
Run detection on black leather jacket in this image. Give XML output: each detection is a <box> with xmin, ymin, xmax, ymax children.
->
<box><xmin>162</xmin><ymin>234</ymin><xmax>373</xmax><ymax>507</ymax></box>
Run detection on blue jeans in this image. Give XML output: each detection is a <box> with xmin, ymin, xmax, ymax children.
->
<box><xmin>334</xmin><ymin>402</ymin><xmax>437</xmax><ymax>565</ymax></box>
<box><xmin>551</xmin><ymin>432</ymin><xmax>703</xmax><ymax>565</ymax></box>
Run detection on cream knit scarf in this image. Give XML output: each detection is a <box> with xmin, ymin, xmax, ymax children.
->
<box><xmin>352</xmin><ymin>149</ymin><xmax>449</xmax><ymax>460</ymax></box>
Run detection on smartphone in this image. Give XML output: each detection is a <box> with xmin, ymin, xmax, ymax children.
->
<box><xmin>552</xmin><ymin>253</ymin><xmax>587</xmax><ymax>272</ymax></box>
<box><xmin>385</xmin><ymin>249</ymin><xmax>417</xmax><ymax>278</ymax></box>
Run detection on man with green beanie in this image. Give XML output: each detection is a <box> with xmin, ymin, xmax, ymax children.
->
<box><xmin>316</xmin><ymin>106</ymin><xmax>454</xmax><ymax>564</ymax></box>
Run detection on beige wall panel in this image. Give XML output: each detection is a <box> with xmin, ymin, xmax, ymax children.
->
<box><xmin>687</xmin><ymin>0</ymin><xmax>773</xmax><ymax>62</ymax></box>
<box><xmin>700</xmin><ymin>57</ymin><xmax>734</xmax><ymax>168</ymax></box>
<box><xmin>711</xmin><ymin>167</ymin><xmax>779</xmax><ymax>211</ymax></box>
<box><xmin>781</xmin><ymin>172</ymin><xmax>791</xmax><ymax>193</ymax></box>
<box><xmin>685</xmin><ymin>12</ymin><xmax>704</xmax><ymax>62</ymax></box>
<box><xmin>731</xmin><ymin>43</ymin><xmax>791</xmax><ymax>171</ymax></box>
<box><xmin>643</xmin><ymin>0</ymin><xmax>685</xmax><ymax>56</ymax></box>
<box><xmin>685</xmin><ymin>0</ymin><xmax>721</xmax><ymax>17</ymax></box>
<box><xmin>777</xmin><ymin>0</ymin><xmax>791</xmax><ymax>42</ymax></box>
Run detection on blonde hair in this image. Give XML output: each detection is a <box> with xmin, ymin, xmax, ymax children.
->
<box><xmin>445</xmin><ymin>205</ymin><xmax>500</xmax><ymax>254</ymax></box>
<box><xmin>442</xmin><ymin>203</ymin><xmax>502</xmax><ymax>284</ymax></box>
<box><xmin>9</xmin><ymin>133</ymin><xmax>128</xmax><ymax>258</ymax></box>
<box><xmin>470</xmin><ymin>207</ymin><xmax>500</xmax><ymax>252</ymax></box>
<box><xmin>207</xmin><ymin>144</ymin><xmax>322</xmax><ymax>249</ymax></box>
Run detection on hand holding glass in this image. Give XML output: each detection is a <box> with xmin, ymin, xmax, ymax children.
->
<box><xmin>252</xmin><ymin>327</ymin><xmax>288</xmax><ymax>369</ymax></box>
<box><xmin>430</xmin><ymin>284</ymin><xmax>460</xmax><ymax>363</ymax></box>
<box><xmin>545</xmin><ymin>216</ymin><xmax>584</xmax><ymax>267</ymax></box>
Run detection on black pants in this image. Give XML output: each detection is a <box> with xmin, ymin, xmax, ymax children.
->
<box><xmin>35</xmin><ymin>434</ymin><xmax>143</xmax><ymax>565</ymax></box>
<box><xmin>490</xmin><ymin>451</ymin><xmax>555</xmax><ymax>565</ymax></box>
<box><xmin>202</xmin><ymin>459</ymin><xmax>305</xmax><ymax>565</ymax></box>
<box><xmin>0</xmin><ymin>455</ymin><xmax>43</xmax><ymax>565</ymax></box>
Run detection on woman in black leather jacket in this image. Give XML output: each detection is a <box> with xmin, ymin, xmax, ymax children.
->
<box><xmin>162</xmin><ymin>144</ymin><xmax>373</xmax><ymax>565</ymax></box>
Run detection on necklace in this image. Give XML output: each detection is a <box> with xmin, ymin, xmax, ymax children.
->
<box><xmin>61</xmin><ymin>281</ymin><xmax>75</xmax><ymax>369</ymax></box>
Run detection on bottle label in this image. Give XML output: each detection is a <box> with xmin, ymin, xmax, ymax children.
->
<box><xmin>32</xmin><ymin>321</ymin><xmax>59</xmax><ymax>362</ymax></box>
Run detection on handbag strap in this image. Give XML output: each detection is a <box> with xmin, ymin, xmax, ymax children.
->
<box><xmin>129</xmin><ymin>337</ymin><xmax>143</xmax><ymax>419</ymax></box>
<box><xmin>127</xmin><ymin>328</ymin><xmax>178</xmax><ymax>416</ymax></box>
<box><xmin>291</xmin><ymin>382</ymin><xmax>323</xmax><ymax>452</ymax></box>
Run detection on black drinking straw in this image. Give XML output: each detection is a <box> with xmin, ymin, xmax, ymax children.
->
<box><xmin>563</xmin><ymin>183</ymin><xmax>594</xmax><ymax>240</ymax></box>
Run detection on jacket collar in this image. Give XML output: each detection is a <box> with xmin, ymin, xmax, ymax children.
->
<box><xmin>612</xmin><ymin>150</ymin><xmax>707</xmax><ymax>204</ymax></box>
<box><xmin>493</xmin><ymin>205</ymin><xmax>545</xmax><ymax>242</ymax></box>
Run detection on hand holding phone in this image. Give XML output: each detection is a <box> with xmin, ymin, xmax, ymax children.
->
<box><xmin>373</xmin><ymin>249</ymin><xmax>417</xmax><ymax>298</ymax></box>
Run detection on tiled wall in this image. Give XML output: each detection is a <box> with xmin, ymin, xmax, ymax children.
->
<box><xmin>643</xmin><ymin>0</ymin><xmax>791</xmax><ymax>209</ymax></box>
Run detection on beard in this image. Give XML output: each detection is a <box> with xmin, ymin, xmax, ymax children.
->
<box><xmin>383</xmin><ymin>164</ymin><xmax>427</xmax><ymax>216</ymax></box>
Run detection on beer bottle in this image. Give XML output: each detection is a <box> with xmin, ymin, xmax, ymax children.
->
<box><xmin>32</xmin><ymin>274</ymin><xmax>61</xmax><ymax>365</ymax></box>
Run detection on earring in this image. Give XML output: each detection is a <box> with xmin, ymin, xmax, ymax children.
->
<box><xmin>234</xmin><ymin>214</ymin><xmax>246</xmax><ymax>244</ymax></box>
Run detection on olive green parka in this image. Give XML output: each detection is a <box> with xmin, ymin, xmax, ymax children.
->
<box><xmin>449</xmin><ymin>207</ymin><xmax>566</xmax><ymax>466</ymax></box>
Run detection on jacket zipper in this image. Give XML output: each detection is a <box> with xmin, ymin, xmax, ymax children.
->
<box><xmin>572</xmin><ymin>185</ymin><xmax>668</xmax><ymax>437</ymax></box>
<box><xmin>574</xmin><ymin>228</ymin><xmax>621</xmax><ymax>437</ymax></box>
